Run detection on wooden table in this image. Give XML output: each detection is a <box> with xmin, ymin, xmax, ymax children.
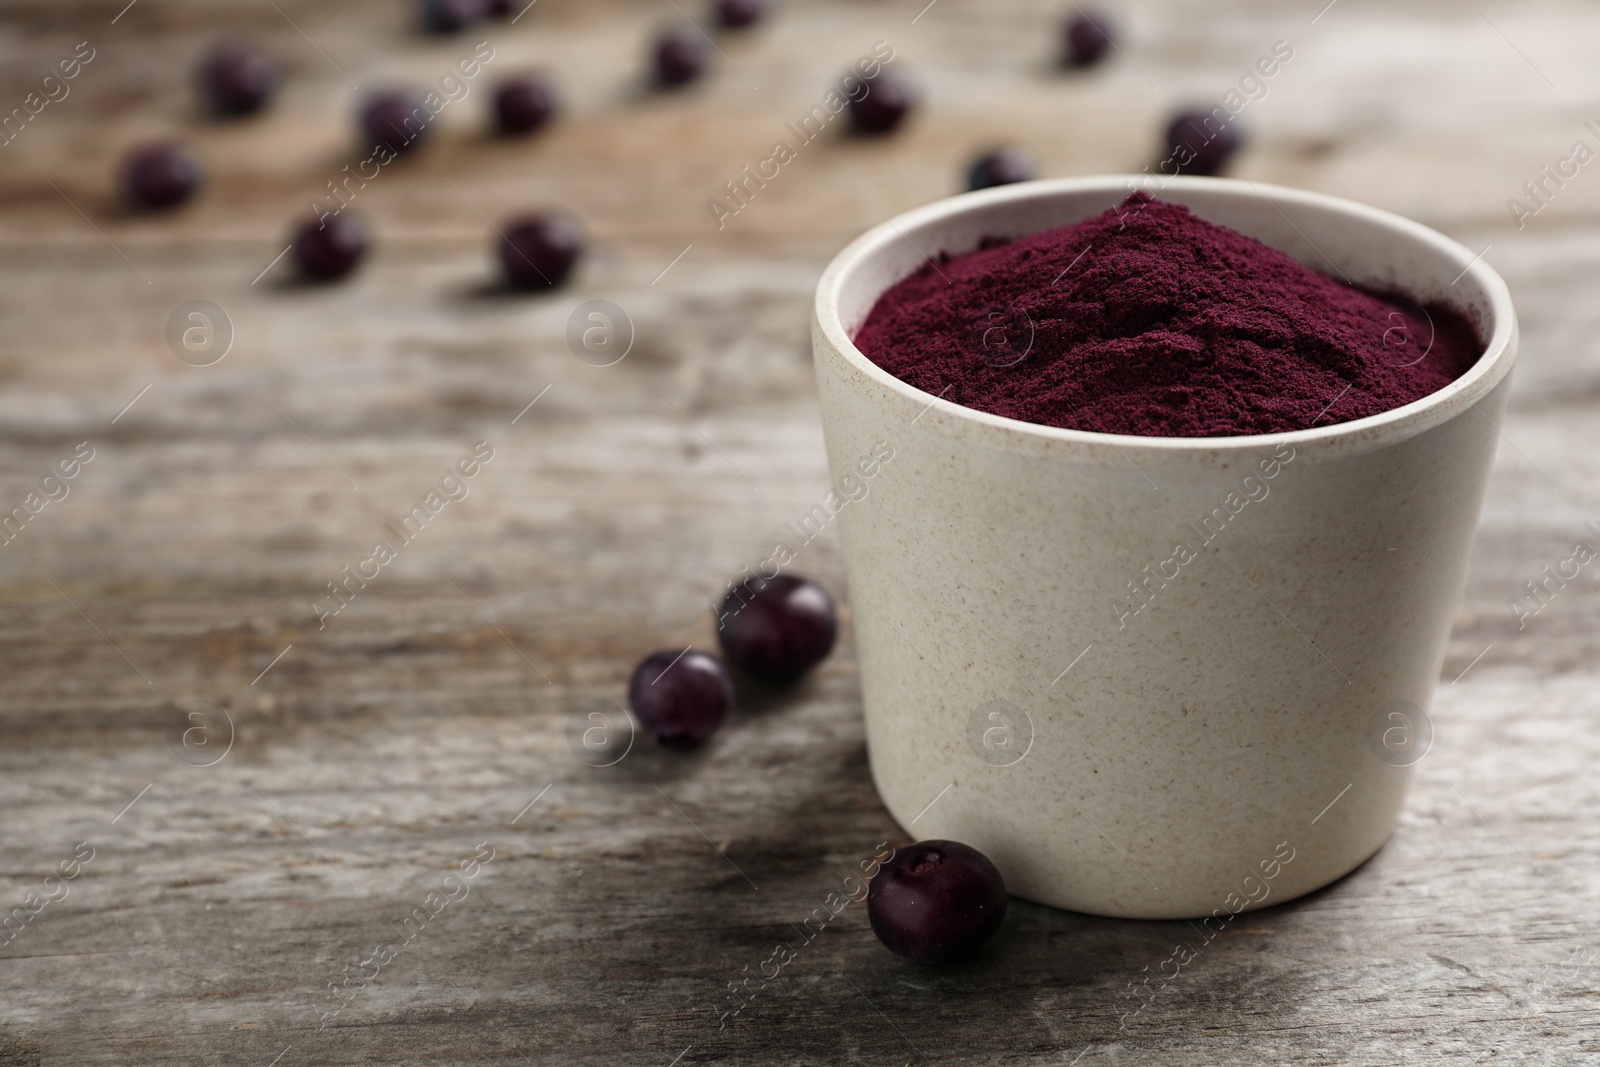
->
<box><xmin>2</xmin><ymin>0</ymin><xmax>1597</xmax><ymax>1063</ymax></box>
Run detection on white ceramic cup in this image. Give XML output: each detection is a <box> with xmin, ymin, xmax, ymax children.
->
<box><xmin>812</xmin><ymin>176</ymin><xmax>1516</xmax><ymax>919</ymax></box>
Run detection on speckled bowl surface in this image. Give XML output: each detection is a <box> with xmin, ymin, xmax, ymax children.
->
<box><xmin>812</xmin><ymin>175</ymin><xmax>1517</xmax><ymax>919</ymax></box>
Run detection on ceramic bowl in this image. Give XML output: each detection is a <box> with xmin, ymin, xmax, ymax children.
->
<box><xmin>811</xmin><ymin>175</ymin><xmax>1516</xmax><ymax>918</ymax></box>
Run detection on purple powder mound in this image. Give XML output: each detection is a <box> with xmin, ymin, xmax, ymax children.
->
<box><xmin>853</xmin><ymin>194</ymin><xmax>1483</xmax><ymax>437</ymax></box>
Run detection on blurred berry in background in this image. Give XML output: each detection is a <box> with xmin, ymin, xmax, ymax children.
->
<box><xmin>195</xmin><ymin>39</ymin><xmax>278</xmax><ymax>117</ymax></box>
<box><xmin>715</xmin><ymin>0</ymin><xmax>766</xmax><ymax>30</ymax></box>
<box><xmin>967</xmin><ymin>146</ymin><xmax>1036</xmax><ymax>190</ymax></box>
<box><xmin>122</xmin><ymin>142</ymin><xmax>201</xmax><ymax>210</ymax></box>
<box><xmin>293</xmin><ymin>214</ymin><xmax>371</xmax><ymax>282</ymax></box>
<box><xmin>653</xmin><ymin>25</ymin><xmax>707</xmax><ymax>87</ymax></box>
<box><xmin>493</xmin><ymin>73</ymin><xmax>559</xmax><ymax>136</ymax></box>
<box><xmin>1165</xmin><ymin>107</ymin><xmax>1243</xmax><ymax>175</ymax></box>
<box><xmin>1063</xmin><ymin>9</ymin><xmax>1116</xmax><ymax>67</ymax></box>
<box><xmin>361</xmin><ymin>89</ymin><xmax>432</xmax><ymax>155</ymax></box>
<box><xmin>499</xmin><ymin>212</ymin><xmax>583</xmax><ymax>290</ymax></box>
<box><xmin>850</xmin><ymin>69</ymin><xmax>914</xmax><ymax>135</ymax></box>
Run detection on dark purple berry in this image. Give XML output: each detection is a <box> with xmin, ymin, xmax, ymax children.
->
<box><xmin>361</xmin><ymin>90</ymin><xmax>431</xmax><ymax>155</ymax></box>
<box><xmin>485</xmin><ymin>0</ymin><xmax>512</xmax><ymax>14</ymax></box>
<box><xmin>1063</xmin><ymin>10</ymin><xmax>1115</xmax><ymax>67</ymax></box>
<box><xmin>714</xmin><ymin>0</ymin><xmax>765</xmax><ymax>29</ymax></box>
<box><xmin>494</xmin><ymin>74</ymin><xmax>559</xmax><ymax>136</ymax></box>
<box><xmin>849</xmin><ymin>71</ymin><xmax>914</xmax><ymax>135</ymax></box>
<box><xmin>292</xmin><ymin>213</ymin><xmax>369</xmax><ymax>282</ymax></box>
<box><xmin>1164</xmin><ymin>108</ymin><xmax>1242</xmax><ymax>176</ymax></box>
<box><xmin>868</xmin><ymin>840</ymin><xmax>1007</xmax><ymax>964</ymax></box>
<box><xmin>716</xmin><ymin>575</ymin><xmax>836</xmax><ymax>684</ymax></box>
<box><xmin>967</xmin><ymin>146</ymin><xmax>1035</xmax><ymax>190</ymax></box>
<box><xmin>196</xmin><ymin>39</ymin><xmax>278</xmax><ymax>116</ymax></box>
<box><xmin>122</xmin><ymin>142</ymin><xmax>201</xmax><ymax>210</ymax></box>
<box><xmin>419</xmin><ymin>0</ymin><xmax>489</xmax><ymax>33</ymax></box>
<box><xmin>653</xmin><ymin>26</ymin><xmax>706</xmax><ymax>87</ymax></box>
<box><xmin>498</xmin><ymin>212</ymin><xmax>582</xmax><ymax>290</ymax></box>
<box><xmin>628</xmin><ymin>649</ymin><xmax>733</xmax><ymax>748</ymax></box>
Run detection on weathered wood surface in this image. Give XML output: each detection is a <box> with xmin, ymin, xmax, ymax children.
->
<box><xmin>1</xmin><ymin>0</ymin><xmax>1599</xmax><ymax>1063</ymax></box>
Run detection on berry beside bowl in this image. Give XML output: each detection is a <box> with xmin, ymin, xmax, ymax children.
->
<box><xmin>715</xmin><ymin>575</ymin><xmax>837</xmax><ymax>684</ymax></box>
<box><xmin>628</xmin><ymin>649</ymin><xmax>734</xmax><ymax>748</ymax></box>
<box><xmin>867</xmin><ymin>840</ymin><xmax>1008</xmax><ymax>964</ymax></box>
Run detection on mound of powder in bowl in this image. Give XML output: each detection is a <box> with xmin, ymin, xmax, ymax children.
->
<box><xmin>852</xmin><ymin>193</ymin><xmax>1483</xmax><ymax>437</ymax></box>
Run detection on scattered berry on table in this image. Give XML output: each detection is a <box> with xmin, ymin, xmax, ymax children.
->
<box><xmin>715</xmin><ymin>0</ymin><xmax>765</xmax><ymax>29</ymax></box>
<box><xmin>1164</xmin><ymin>108</ymin><xmax>1242</xmax><ymax>176</ymax></box>
<box><xmin>419</xmin><ymin>0</ymin><xmax>490</xmax><ymax>33</ymax></box>
<box><xmin>498</xmin><ymin>212</ymin><xmax>582</xmax><ymax>290</ymax></box>
<box><xmin>293</xmin><ymin>213</ymin><xmax>370</xmax><ymax>282</ymax></box>
<box><xmin>967</xmin><ymin>146</ymin><xmax>1036</xmax><ymax>190</ymax></box>
<box><xmin>122</xmin><ymin>142</ymin><xmax>201</xmax><ymax>210</ymax></box>
<box><xmin>850</xmin><ymin>71</ymin><xmax>915</xmax><ymax>135</ymax></box>
<box><xmin>494</xmin><ymin>73</ymin><xmax>559</xmax><ymax>136</ymax></box>
<box><xmin>654</xmin><ymin>26</ymin><xmax>707</xmax><ymax>87</ymax></box>
<box><xmin>1063</xmin><ymin>10</ymin><xmax>1116</xmax><ymax>67</ymax></box>
<box><xmin>361</xmin><ymin>90</ymin><xmax>432</xmax><ymax>155</ymax></box>
<box><xmin>196</xmin><ymin>39</ymin><xmax>278</xmax><ymax>116</ymax></box>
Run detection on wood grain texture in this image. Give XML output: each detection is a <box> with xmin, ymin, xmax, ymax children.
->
<box><xmin>1</xmin><ymin>0</ymin><xmax>1599</xmax><ymax>1063</ymax></box>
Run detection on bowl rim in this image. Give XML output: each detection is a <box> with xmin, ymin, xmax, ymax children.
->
<box><xmin>812</xmin><ymin>174</ymin><xmax>1518</xmax><ymax>459</ymax></box>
